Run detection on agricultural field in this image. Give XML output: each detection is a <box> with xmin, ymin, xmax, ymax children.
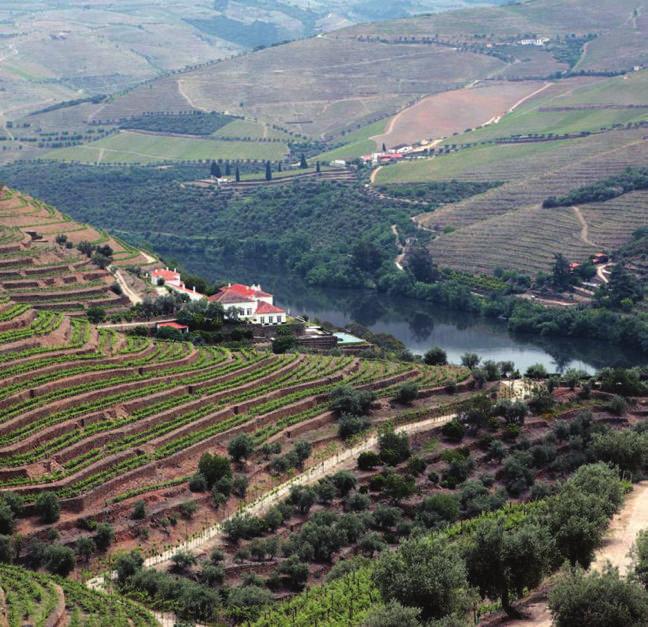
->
<box><xmin>316</xmin><ymin>119</ymin><xmax>389</xmax><ymax>161</ymax></box>
<box><xmin>214</xmin><ymin>119</ymin><xmax>294</xmax><ymax>141</ymax></box>
<box><xmin>406</xmin><ymin>129</ymin><xmax>648</xmax><ymax>275</ymax></box>
<box><xmin>0</xmin><ymin>187</ymin><xmax>154</xmax><ymax>315</ymax></box>
<box><xmin>445</xmin><ymin>72</ymin><xmax>648</xmax><ymax>145</ymax></box>
<box><xmin>0</xmin><ymin>564</ymin><xmax>156</xmax><ymax>626</ymax></box>
<box><xmin>371</xmin><ymin>80</ymin><xmax>549</xmax><ymax>148</ymax></box>
<box><xmin>44</xmin><ymin>130</ymin><xmax>289</xmax><ymax>164</ymax></box>
<box><xmin>0</xmin><ymin>289</ymin><xmax>470</xmax><ymax>573</ymax></box>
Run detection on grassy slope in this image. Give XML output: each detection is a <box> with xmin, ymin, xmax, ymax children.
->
<box><xmin>375</xmin><ymin>140</ymin><xmax>566</xmax><ymax>184</ymax></box>
<box><xmin>443</xmin><ymin>72</ymin><xmax>648</xmax><ymax>145</ymax></box>
<box><xmin>213</xmin><ymin>118</ymin><xmax>293</xmax><ymax>140</ymax></box>
<box><xmin>45</xmin><ymin>131</ymin><xmax>288</xmax><ymax>163</ymax></box>
<box><xmin>316</xmin><ymin>119</ymin><xmax>389</xmax><ymax>161</ymax></box>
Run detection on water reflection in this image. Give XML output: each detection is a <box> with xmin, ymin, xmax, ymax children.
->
<box><xmin>179</xmin><ymin>256</ymin><xmax>644</xmax><ymax>374</ymax></box>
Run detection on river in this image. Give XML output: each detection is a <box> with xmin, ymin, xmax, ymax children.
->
<box><xmin>181</xmin><ymin>259</ymin><xmax>644</xmax><ymax>374</ymax></box>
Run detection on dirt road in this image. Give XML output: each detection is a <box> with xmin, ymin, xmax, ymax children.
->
<box><xmin>507</xmin><ymin>481</ymin><xmax>648</xmax><ymax>626</ymax></box>
<box><xmin>112</xmin><ymin>268</ymin><xmax>142</xmax><ymax>305</ymax></box>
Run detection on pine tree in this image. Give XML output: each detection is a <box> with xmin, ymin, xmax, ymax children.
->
<box><xmin>265</xmin><ymin>161</ymin><xmax>272</xmax><ymax>181</ymax></box>
<box><xmin>299</xmin><ymin>153</ymin><xmax>308</xmax><ymax>169</ymax></box>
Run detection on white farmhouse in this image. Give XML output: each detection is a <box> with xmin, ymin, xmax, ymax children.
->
<box><xmin>208</xmin><ymin>283</ymin><xmax>287</xmax><ymax>325</ymax></box>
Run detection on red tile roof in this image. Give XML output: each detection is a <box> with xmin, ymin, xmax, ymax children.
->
<box><xmin>158</xmin><ymin>322</ymin><xmax>188</xmax><ymax>330</ymax></box>
<box><xmin>255</xmin><ymin>301</ymin><xmax>285</xmax><ymax>315</ymax></box>
<box><xmin>208</xmin><ymin>290</ymin><xmax>255</xmax><ymax>304</ymax></box>
<box><xmin>151</xmin><ymin>268</ymin><xmax>180</xmax><ymax>281</ymax></box>
<box><xmin>227</xmin><ymin>283</ymin><xmax>272</xmax><ymax>298</ymax></box>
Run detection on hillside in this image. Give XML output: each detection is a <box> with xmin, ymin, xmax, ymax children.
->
<box><xmin>372</xmin><ymin>68</ymin><xmax>648</xmax><ymax>276</ymax></box>
<box><xmin>0</xmin><ymin>187</ymin><xmax>155</xmax><ymax>316</ymax></box>
<box><xmin>16</xmin><ymin>0</ymin><xmax>641</xmax><ymax>143</ymax></box>
<box><xmin>0</xmin><ymin>563</ymin><xmax>155</xmax><ymax>626</ymax></box>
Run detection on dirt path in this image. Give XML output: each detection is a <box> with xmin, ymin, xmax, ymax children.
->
<box><xmin>572</xmin><ymin>205</ymin><xmax>597</xmax><ymax>247</ymax></box>
<box><xmin>139</xmin><ymin>250</ymin><xmax>156</xmax><ymax>264</ymax></box>
<box><xmin>177</xmin><ymin>79</ymin><xmax>209</xmax><ymax>112</ymax></box>
<box><xmin>592</xmin><ymin>480</ymin><xmax>648</xmax><ymax>575</ymax></box>
<box><xmin>483</xmin><ymin>83</ymin><xmax>553</xmax><ymax>127</ymax></box>
<box><xmin>506</xmin><ymin>481</ymin><xmax>648</xmax><ymax>626</ymax></box>
<box><xmin>112</xmin><ymin>268</ymin><xmax>142</xmax><ymax>305</ymax></box>
<box><xmin>370</xmin><ymin>165</ymin><xmax>383</xmax><ymax>183</ymax></box>
<box><xmin>597</xmin><ymin>263</ymin><xmax>610</xmax><ymax>284</ymax></box>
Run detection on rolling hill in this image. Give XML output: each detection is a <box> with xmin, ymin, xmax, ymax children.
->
<box><xmin>19</xmin><ymin>0</ymin><xmax>643</xmax><ymax>145</ymax></box>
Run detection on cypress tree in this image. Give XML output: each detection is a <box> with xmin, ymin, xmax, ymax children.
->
<box><xmin>316</xmin><ymin>160</ymin><xmax>321</xmax><ymax>173</ymax></box>
<box><xmin>235</xmin><ymin>165</ymin><xmax>240</xmax><ymax>182</ymax></box>
<box><xmin>225</xmin><ymin>162</ymin><xmax>231</xmax><ymax>176</ymax></box>
<box><xmin>265</xmin><ymin>161</ymin><xmax>272</xmax><ymax>181</ymax></box>
<box><xmin>299</xmin><ymin>153</ymin><xmax>308</xmax><ymax>169</ymax></box>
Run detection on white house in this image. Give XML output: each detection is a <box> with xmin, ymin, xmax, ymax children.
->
<box><xmin>208</xmin><ymin>283</ymin><xmax>286</xmax><ymax>325</ymax></box>
<box><xmin>149</xmin><ymin>267</ymin><xmax>206</xmax><ymax>302</ymax></box>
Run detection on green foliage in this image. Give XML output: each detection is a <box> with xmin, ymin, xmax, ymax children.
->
<box><xmin>132</xmin><ymin>500</ymin><xmax>146</xmax><ymax>520</ymax></box>
<box><xmin>86</xmin><ymin>305</ymin><xmax>106</xmax><ymax>324</ymax></box>
<box><xmin>357</xmin><ymin>451</ymin><xmax>381</xmax><ymax>471</ymax></box>
<box><xmin>465</xmin><ymin>518</ymin><xmax>553</xmax><ymax>615</ymax></box>
<box><xmin>228</xmin><ymin>433</ymin><xmax>255</xmax><ymax>463</ymax></box>
<box><xmin>543</xmin><ymin>167</ymin><xmax>648</xmax><ymax>208</ymax></box>
<box><xmin>441</xmin><ymin>419</ymin><xmax>465</xmax><ymax>443</ymax></box>
<box><xmin>329</xmin><ymin>385</ymin><xmax>376</xmax><ymax>416</ymax></box>
<box><xmin>549</xmin><ymin>565</ymin><xmax>648</xmax><ymax>627</ymax></box>
<box><xmin>198</xmin><ymin>452</ymin><xmax>232</xmax><ymax>489</ymax></box>
<box><xmin>120</xmin><ymin>112</ymin><xmax>235</xmax><ymax>136</ymax></box>
<box><xmin>373</xmin><ymin>536</ymin><xmax>471</xmax><ymax>621</ymax></box>
<box><xmin>394</xmin><ymin>382</ymin><xmax>419</xmax><ymax>404</ymax></box>
<box><xmin>94</xmin><ymin>523</ymin><xmax>115</xmax><ymax>551</ymax></box>
<box><xmin>35</xmin><ymin>492</ymin><xmax>60</xmax><ymax>524</ymax></box>
<box><xmin>424</xmin><ymin>347</ymin><xmax>447</xmax><ymax>366</ymax></box>
<box><xmin>378</xmin><ymin>427</ymin><xmax>410</xmax><ymax>466</ymax></box>
<box><xmin>632</xmin><ymin>528</ymin><xmax>648</xmax><ymax>590</ymax></box>
<box><xmin>44</xmin><ymin>544</ymin><xmax>75</xmax><ymax>576</ymax></box>
<box><xmin>360</xmin><ymin>601</ymin><xmax>422</xmax><ymax>627</ymax></box>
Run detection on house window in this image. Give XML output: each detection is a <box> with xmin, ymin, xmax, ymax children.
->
<box><xmin>269</xmin><ymin>316</ymin><xmax>274</xmax><ymax>324</ymax></box>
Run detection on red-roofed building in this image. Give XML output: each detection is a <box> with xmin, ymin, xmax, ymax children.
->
<box><xmin>149</xmin><ymin>267</ymin><xmax>205</xmax><ymax>302</ymax></box>
<box><xmin>208</xmin><ymin>282</ymin><xmax>286</xmax><ymax>324</ymax></box>
<box><xmin>150</xmin><ymin>267</ymin><xmax>182</xmax><ymax>287</ymax></box>
<box><xmin>156</xmin><ymin>321</ymin><xmax>189</xmax><ymax>333</ymax></box>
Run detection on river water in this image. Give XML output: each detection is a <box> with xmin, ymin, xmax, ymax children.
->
<box><xmin>182</xmin><ymin>258</ymin><xmax>644</xmax><ymax>374</ymax></box>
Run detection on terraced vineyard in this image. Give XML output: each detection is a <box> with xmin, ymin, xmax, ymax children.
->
<box><xmin>0</xmin><ymin>187</ymin><xmax>154</xmax><ymax>315</ymax></box>
<box><xmin>0</xmin><ymin>297</ymin><xmax>469</xmax><ymax>557</ymax></box>
<box><xmin>403</xmin><ymin>129</ymin><xmax>648</xmax><ymax>274</ymax></box>
<box><xmin>0</xmin><ymin>563</ymin><xmax>156</xmax><ymax>626</ymax></box>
